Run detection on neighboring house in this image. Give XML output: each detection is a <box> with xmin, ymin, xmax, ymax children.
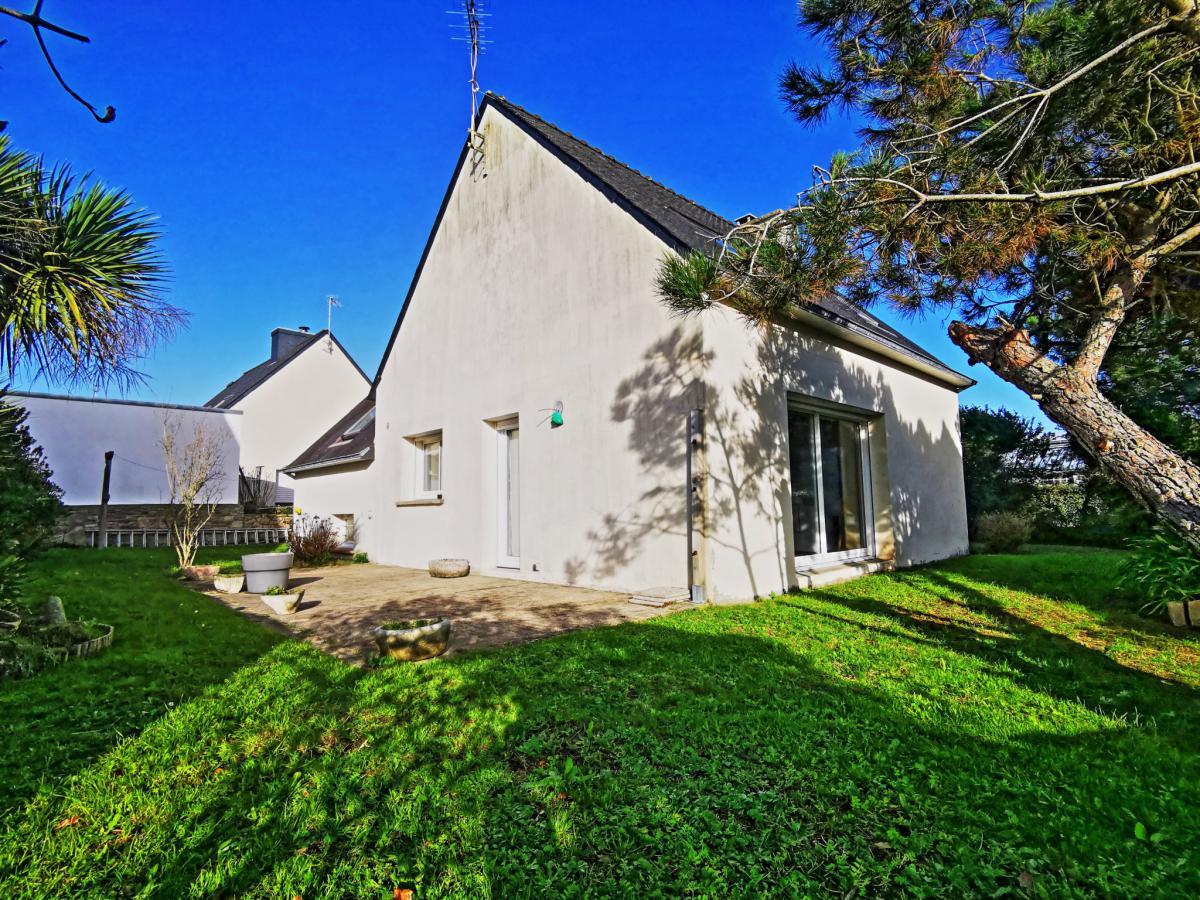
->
<box><xmin>282</xmin><ymin>396</ymin><xmax>376</xmax><ymax>547</ymax></box>
<box><xmin>10</xmin><ymin>392</ymin><xmax>246</xmax><ymax>545</ymax></box>
<box><xmin>289</xmin><ymin>94</ymin><xmax>973</xmax><ymax>599</ymax></box>
<box><xmin>205</xmin><ymin>326</ymin><xmax>370</xmax><ymax>503</ymax></box>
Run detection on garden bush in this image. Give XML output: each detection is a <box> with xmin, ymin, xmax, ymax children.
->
<box><xmin>288</xmin><ymin>514</ymin><xmax>341</xmax><ymax>566</ymax></box>
<box><xmin>1118</xmin><ymin>528</ymin><xmax>1200</xmax><ymax>615</ymax></box>
<box><xmin>973</xmin><ymin>511</ymin><xmax>1033</xmax><ymax>553</ymax></box>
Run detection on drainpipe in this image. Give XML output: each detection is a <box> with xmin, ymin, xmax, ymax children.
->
<box><xmin>686</xmin><ymin>408</ymin><xmax>705</xmax><ymax>603</ymax></box>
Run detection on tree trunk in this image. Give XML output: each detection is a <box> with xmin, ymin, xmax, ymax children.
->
<box><xmin>949</xmin><ymin>321</ymin><xmax>1200</xmax><ymax>552</ymax></box>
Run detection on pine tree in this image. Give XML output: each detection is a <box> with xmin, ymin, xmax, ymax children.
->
<box><xmin>658</xmin><ymin>0</ymin><xmax>1200</xmax><ymax>550</ymax></box>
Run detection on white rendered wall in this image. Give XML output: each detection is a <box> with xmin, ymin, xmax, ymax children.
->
<box><xmin>373</xmin><ymin>107</ymin><xmax>703</xmax><ymax>593</ymax></box>
<box><xmin>290</xmin><ymin>461</ymin><xmax>376</xmax><ymax>555</ymax></box>
<box><xmin>701</xmin><ymin>306</ymin><xmax>970</xmax><ymax>600</ymax></box>
<box><xmin>230</xmin><ymin>339</ymin><xmax>369</xmax><ymax>494</ymax></box>
<box><xmin>11</xmin><ymin>393</ymin><xmax>242</xmax><ymax>505</ymax></box>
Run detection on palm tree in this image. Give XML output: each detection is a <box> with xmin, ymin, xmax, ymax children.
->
<box><xmin>0</xmin><ymin>134</ymin><xmax>182</xmax><ymax>388</ymax></box>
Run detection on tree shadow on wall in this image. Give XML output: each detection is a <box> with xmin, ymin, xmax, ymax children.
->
<box><xmin>564</xmin><ymin>318</ymin><xmax>967</xmax><ymax>597</ymax></box>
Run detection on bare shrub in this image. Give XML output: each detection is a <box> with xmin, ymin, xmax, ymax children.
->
<box><xmin>289</xmin><ymin>514</ymin><xmax>340</xmax><ymax>566</ymax></box>
<box><xmin>161</xmin><ymin>417</ymin><xmax>225</xmax><ymax>569</ymax></box>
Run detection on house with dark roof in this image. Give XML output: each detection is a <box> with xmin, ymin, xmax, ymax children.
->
<box><xmin>206</xmin><ymin>326</ymin><xmax>369</xmax><ymax>503</ymax></box>
<box><xmin>286</xmin><ymin>94</ymin><xmax>972</xmax><ymax>599</ymax></box>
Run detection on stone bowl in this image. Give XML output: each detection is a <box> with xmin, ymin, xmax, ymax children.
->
<box><xmin>429</xmin><ymin>558</ymin><xmax>470</xmax><ymax>578</ymax></box>
<box><xmin>213</xmin><ymin>574</ymin><xmax>245</xmax><ymax>594</ymax></box>
<box><xmin>182</xmin><ymin>564</ymin><xmax>220</xmax><ymax>581</ymax></box>
<box><xmin>372</xmin><ymin>617</ymin><xmax>451</xmax><ymax>661</ymax></box>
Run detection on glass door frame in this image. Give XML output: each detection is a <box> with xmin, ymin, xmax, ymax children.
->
<box><xmin>495</xmin><ymin>420</ymin><xmax>520</xmax><ymax>569</ymax></box>
<box><xmin>788</xmin><ymin>400</ymin><xmax>876</xmax><ymax>567</ymax></box>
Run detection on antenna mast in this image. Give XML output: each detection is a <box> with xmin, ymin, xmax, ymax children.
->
<box><xmin>326</xmin><ymin>295</ymin><xmax>341</xmax><ymax>352</ymax></box>
<box><xmin>449</xmin><ymin>0</ymin><xmax>491</xmax><ymax>171</ymax></box>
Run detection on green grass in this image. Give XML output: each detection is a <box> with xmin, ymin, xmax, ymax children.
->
<box><xmin>2</xmin><ymin>548</ymin><xmax>1198</xmax><ymax>897</ymax></box>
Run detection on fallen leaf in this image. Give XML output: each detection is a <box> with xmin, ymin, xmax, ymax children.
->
<box><xmin>393</xmin><ymin>889</ymin><xmax>414</xmax><ymax>900</ymax></box>
<box><xmin>55</xmin><ymin>816</ymin><xmax>80</xmax><ymax>830</ymax></box>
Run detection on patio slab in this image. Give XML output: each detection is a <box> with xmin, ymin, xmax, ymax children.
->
<box><xmin>205</xmin><ymin>563</ymin><xmax>682</xmax><ymax>662</ymax></box>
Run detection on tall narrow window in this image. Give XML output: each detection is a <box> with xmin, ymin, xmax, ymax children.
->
<box><xmin>414</xmin><ymin>433</ymin><xmax>442</xmax><ymax>498</ymax></box>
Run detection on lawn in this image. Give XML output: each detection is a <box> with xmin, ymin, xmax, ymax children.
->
<box><xmin>1</xmin><ymin>547</ymin><xmax>1198</xmax><ymax>897</ymax></box>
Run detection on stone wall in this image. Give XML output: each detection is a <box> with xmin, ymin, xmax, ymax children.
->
<box><xmin>56</xmin><ymin>504</ymin><xmax>292</xmax><ymax>546</ymax></box>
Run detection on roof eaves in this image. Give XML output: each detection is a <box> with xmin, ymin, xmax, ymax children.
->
<box><xmin>283</xmin><ymin>444</ymin><xmax>374</xmax><ymax>475</ymax></box>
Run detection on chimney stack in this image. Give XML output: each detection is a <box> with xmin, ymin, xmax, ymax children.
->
<box><xmin>271</xmin><ymin>326</ymin><xmax>312</xmax><ymax>361</ymax></box>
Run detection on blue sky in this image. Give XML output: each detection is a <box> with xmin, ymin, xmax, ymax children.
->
<box><xmin>3</xmin><ymin>0</ymin><xmax>1046</xmax><ymax>423</ymax></box>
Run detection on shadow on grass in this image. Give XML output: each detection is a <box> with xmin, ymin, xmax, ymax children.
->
<box><xmin>789</xmin><ymin>568</ymin><xmax>1200</xmax><ymax>748</ymax></box>
<box><xmin>3</xmin><ymin>609</ymin><xmax>1199</xmax><ymax>897</ymax></box>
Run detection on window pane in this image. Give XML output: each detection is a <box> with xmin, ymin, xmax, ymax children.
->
<box><xmin>788</xmin><ymin>411</ymin><xmax>821</xmax><ymax>555</ymax></box>
<box><xmin>424</xmin><ymin>441</ymin><xmax>441</xmax><ymax>492</ymax></box>
<box><xmin>506</xmin><ymin>429</ymin><xmax>520</xmax><ymax>558</ymax></box>
<box><xmin>819</xmin><ymin>418</ymin><xmax>864</xmax><ymax>552</ymax></box>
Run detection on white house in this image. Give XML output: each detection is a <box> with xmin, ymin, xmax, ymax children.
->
<box><xmin>288</xmin><ymin>95</ymin><xmax>973</xmax><ymax>600</ymax></box>
<box><xmin>205</xmin><ymin>326</ymin><xmax>370</xmax><ymax>503</ymax></box>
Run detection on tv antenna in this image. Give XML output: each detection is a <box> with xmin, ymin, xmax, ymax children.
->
<box><xmin>325</xmin><ymin>295</ymin><xmax>341</xmax><ymax>352</ymax></box>
<box><xmin>448</xmin><ymin>0</ymin><xmax>491</xmax><ymax>172</ymax></box>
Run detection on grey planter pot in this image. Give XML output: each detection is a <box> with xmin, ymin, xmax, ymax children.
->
<box><xmin>242</xmin><ymin>551</ymin><xmax>294</xmax><ymax>594</ymax></box>
<box><xmin>213</xmin><ymin>574</ymin><xmax>245</xmax><ymax>594</ymax></box>
<box><xmin>372</xmin><ymin>617</ymin><xmax>451</xmax><ymax>661</ymax></box>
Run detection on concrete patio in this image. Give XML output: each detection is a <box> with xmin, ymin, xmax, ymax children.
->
<box><xmin>205</xmin><ymin>563</ymin><xmax>681</xmax><ymax>662</ymax></box>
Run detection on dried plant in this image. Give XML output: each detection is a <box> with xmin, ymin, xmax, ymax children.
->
<box><xmin>161</xmin><ymin>416</ymin><xmax>225</xmax><ymax>570</ymax></box>
<box><xmin>288</xmin><ymin>514</ymin><xmax>341</xmax><ymax>566</ymax></box>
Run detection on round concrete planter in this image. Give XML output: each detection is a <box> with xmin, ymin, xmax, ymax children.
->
<box><xmin>66</xmin><ymin>623</ymin><xmax>114</xmax><ymax>659</ymax></box>
<box><xmin>429</xmin><ymin>558</ymin><xmax>470</xmax><ymax>578</ymax></box>
<box><xmin>1167</xmin><ymin>600</ymin><xmax>1200</xmax><ymax>627</ymax></box>
<box><xmin>182</xmin><ymin>564</ymin><xmax>220</xmax><ymax>581</ymax></box>
<box><xmin>260</xmin><ymin>589</ymin><xmax>304</xmax><ymax>616</ymax></box>
<box><xmin>242</xmin><ymin>551</ymin><xmax>294</xmax><ymax>593</ymax></box>
<box><xmin>372</xmin><ymin>617</ymin><xmax>451</xmax><ymax>661</ymax></box>
<box><xmin>213</xmin><ymin>574</ymin><xmax>245</xmax><ymax>594</ymax></box>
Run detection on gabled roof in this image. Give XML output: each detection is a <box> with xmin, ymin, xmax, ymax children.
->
<box><xmin>372</xmin><ymin>93</ymin><xmax>970</xmax><ymax>390</ymax></box>
<box><xmin>283</xmin><ymin>395</ymin><xmax>375</xmax><ymax>474</ymax></box>
<box><xmin>205</xmin><ymin>329</ymin><xmax>369</xmax><ymax>409</ymax></box>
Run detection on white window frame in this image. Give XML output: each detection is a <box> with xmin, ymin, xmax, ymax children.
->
<box><xmin>495</xmin><ymin>420</ymin><xmax>520</xmax><ymax>569</ymax></box>
<box><xmin>413</xmin><ymin>432</ymin><xmax>443</xmax><ymax>500</ymax></box>
<box><xmin>787</xmin><ymin>400</ymin><xmax>875</xmax><ymax>567</ymax></box>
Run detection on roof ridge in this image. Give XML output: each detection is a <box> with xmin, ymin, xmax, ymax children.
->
<box><xmin>485</xmin><ymin>93</ymin><xmax>733</xmax><ymax>233</ymax></box>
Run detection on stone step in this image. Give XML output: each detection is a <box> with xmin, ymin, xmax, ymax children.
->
<box><xmin>795</xmin><ymin>558</ymin><xmax>891</xmax><ymax>590</ymax></box>
<box><xmin>629</xmin><ymin>586</ymin><xmax>690</xmax><ymax>607</ymax></box>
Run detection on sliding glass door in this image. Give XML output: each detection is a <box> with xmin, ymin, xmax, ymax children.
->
<box><xmin>788</xmin><ymin>408</ymin><xmax>872</xmax><ymax>563</ymax></box>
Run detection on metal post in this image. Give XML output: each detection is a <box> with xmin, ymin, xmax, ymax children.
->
<box><xmin>686</xmin><ymin>408</ymin><xmax>706</xmax><ymax>603</ymax></box>
<box><xmin>97</xmin><ymin>450</ymin><xmax>114</xmax><ymax>549</ymax></box>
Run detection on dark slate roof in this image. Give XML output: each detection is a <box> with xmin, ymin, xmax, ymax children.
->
<box><xmin>205</xmin><ymin>329</ymin><xmax>326</xmax><ymax>409</ymax></box>
<box><xmin>486</xmin><ymin>94</ymin><xmax>968</xmax><ymax>384</ymax></box>
<box><xmin>283</xmin><ymin>396</ymin><xmax>375</xmax><ymax>474</ymax></box>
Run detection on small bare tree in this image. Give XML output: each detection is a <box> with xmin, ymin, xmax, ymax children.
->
<box><xmin>161</xmin><ymin>416</ymin><xmax>225</xmax><ymax>570</ymax></box>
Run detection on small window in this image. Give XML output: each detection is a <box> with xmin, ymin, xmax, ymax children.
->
<box><xmin>342</xmin><ymin>407</ymin><xmax>375</xmax><ymax>438</ymax></box>
<box><xmin>414</xmin><ymin>433</ymin><xmax>442</xmax><ymax>498</ymax></box>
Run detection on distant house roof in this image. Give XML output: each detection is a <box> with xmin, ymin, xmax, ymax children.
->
<box><xmin>372</xmin><ymin>93</ymin><xmax>970</xmax><ymax>391</ymax></box>
<box><xmin>205</xmin><ymin>329</ymin><xmax>369</xmax><ymax>409</ymax></box>
<box><xmin>283</xmin><ymin>396</ymin><xmax>375</xmax><ymax>474</ymax></box>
